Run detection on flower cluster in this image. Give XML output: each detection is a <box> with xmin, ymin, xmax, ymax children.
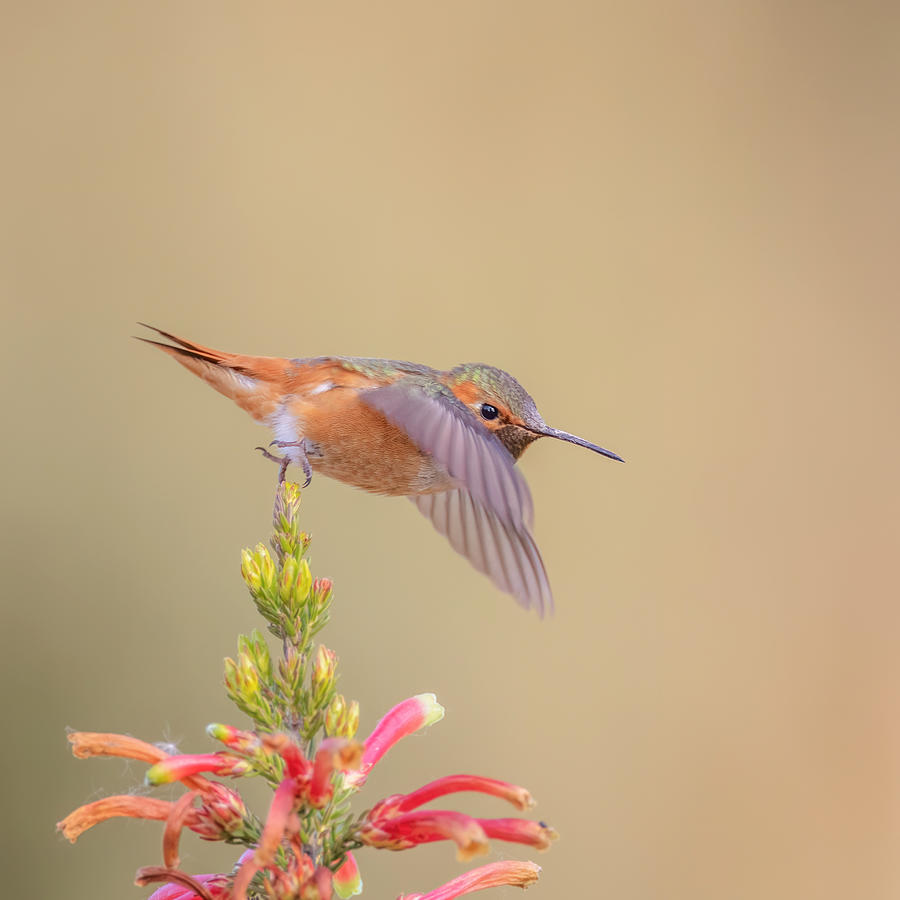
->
<box><xmin>59</xmin><ymin>482</ymin><xmax>554</xmax><ymax>899</ymax></box>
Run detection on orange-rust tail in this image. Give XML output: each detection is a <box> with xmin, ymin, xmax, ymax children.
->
<box><xmin>136</xmin><ymin>324</ymin><xmax>288</xmax><ymax>422</ymax></box>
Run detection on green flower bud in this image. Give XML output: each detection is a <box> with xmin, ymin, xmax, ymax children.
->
<box><xmin>242</xmin><ymin>544</ymin><xmax>276</xmax><ymax>597</ymax></box>
<box><xmin>324</xmin><ymin>694</ymin><xmax>359</xmax><ymax>738</ymax></box>
<box><xmin>240</xmin><ymin>549</ymin><xmax>262</xmax><ymax>592</ymax></box>
<box><xmin>295</xmin><ymin>559</ymin><xmax>312</xmax><ymax>608</ymax></box>
<box><xmin>311</xmin><ymin>645</ymin><xmax>337</xmax><ymax>705</ymax></box>
<box><xmin>325</xmin><ymin>694</ymin><xmax>346</xmax><ymax>737</ymax></box>
<box><xmin>237</xmin><ymin>650</ymin><xmax>260</xmax><ymax>700</ymax></box>
<box><xmin>279</xmin><ymin>556</ymin><xmax>299</xmax><ymax>604</ymax></box>
<box><xmin>345</xmin><ymin>700</ymin><xmax>360</xmax><ymax>738</ymax></box>
<box><xmin>239</xmin><ymin>630</ymin><xmax>272</xmax><ymax>681</ymax></box>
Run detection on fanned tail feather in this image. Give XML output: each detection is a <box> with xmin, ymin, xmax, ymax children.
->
<box><xmin>136</xmin><ymin>324</ymin><xmax>287</xmax><ymax>422</ymax></box>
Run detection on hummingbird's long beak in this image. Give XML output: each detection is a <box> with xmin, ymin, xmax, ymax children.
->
<box><xmin>538</xmin><ymin>427</ymin><xmax>625</xmax><ymax>462</ymax></box>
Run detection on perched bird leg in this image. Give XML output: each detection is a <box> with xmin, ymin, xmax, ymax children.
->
<box><xmin>254</xmin><ymin>446</ymin><xmax>292</xmax><ymax>484</ymax></box>
<box><xmin>271</xmin><ymin>439</ymin><xmax>314</xmax><ymax>487</ymax></box>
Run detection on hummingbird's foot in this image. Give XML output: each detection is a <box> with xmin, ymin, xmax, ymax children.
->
<box><xmin>269</xmin><ymin>440</ymin><xmax>313</xmax><ymax>488</ymax></box>
<box><xmin>255</xmin><ymin>446</ymin><xmax>292</xmax><ymax>484</ymax></box>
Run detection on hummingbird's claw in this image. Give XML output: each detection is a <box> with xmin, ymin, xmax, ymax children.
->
<box><xmin>255</xmin><ymin>445</ymin><xmax>282</xmax><ymax>463</ymax></box>
<box><xmin>255</xmin><ymin>446</ymin><xmax>291</xmax><ymax>483</ymax></box>
<box><xmin>258</xmin><ymin>440</ymin><xmax>313</xmax><ymax>488</ymax></box>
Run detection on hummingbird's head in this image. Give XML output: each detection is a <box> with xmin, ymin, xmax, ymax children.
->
<box><xmin>446</xmin><ymin>363</ymin><xmax>624</xmax><ymax>463</ymax></box>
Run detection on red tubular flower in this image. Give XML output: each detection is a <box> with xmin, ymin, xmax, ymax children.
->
<box><xmin>360</xmin><ymin>809</ymin><xmax>490</xmax><ymax>861</ymax></box>
<box><xmin>309</xmin><ymin>738</ymin><xmax>364</xmax><ymax>807</ymax></box>
<box><xmin>262</xmin><ymin>733</ymin><xmax>312</xmax><ymax>781</ymax></box>
<box><xmin>309</xmin><ymin>747</ymin><xmax>338</xmax><ymax>809</ymax></box>
<box><xmin>397</xmin><ymin>860</ymin><xmax>541</xmax><ymax>900</ymax></box>
<box><xmin>374</xmin><ymin>816</ymin><xmax>557</xmax><ymax>854</ymax></box>
<box><xmin>479</xmin><ymin>818</ymin><xmax>558</xmax><ymax>851</ymax></box>
<box><xmin>347</xmin><ymin>693</ymin><xmax>444</xmax><ymax>787</ymax></box>
<box><xmin>358</xmin><ymin>772</ymin><xmax>555</xmax><ymax>861</ymax></box>
<box><xmin>206</xmin><ymin>722</ymin><xmax>262</xmax><ymax>754</ymax></box>
<box><xmin>332</xmin><ymin>852</ymin><xmax>363</xmax><ymax>899</ymax></box>
<box><xmin>146</xmin><ymin>752</ymin><xmax>251</xmax><ymax>785</ymax></box>
<box><xmin>394</xmin><ymin>775</ymin><xmax>534</xmax><ymax>813</ymax></box>
<box><xmin>256</xmin><ymin>777</ymin><xmax>300</xmax><ymax>863</ymax></box>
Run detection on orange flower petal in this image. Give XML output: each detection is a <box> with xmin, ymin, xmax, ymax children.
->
<box><xmin>57</xmin><ymin>795</ymin><xmax>173</xmax><ymax>843</ymax></box>
<box><xmin>398</xmin><ymin>860</ymin><xmax>541</xmax><ymax>900</ymax></box>
<box><xmin>67</xmin><ymin>731</ymin><xmax>211</xmax><ymax>791</ymax></box>
<box><xmin>163</xmin><ymin>791</ymin><xmax>199</xmax><ymax>868</ymax></box>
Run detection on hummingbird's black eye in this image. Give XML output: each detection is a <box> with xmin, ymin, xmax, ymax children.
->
<box><xmin>480</xmin><ymin>403</ymin><xmax>499</xmax><ymax>421</ymax></box>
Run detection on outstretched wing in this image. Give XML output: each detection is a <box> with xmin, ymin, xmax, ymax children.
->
<box><xmin>363</xmin><ymin>379</ymin><xmax>550</xmax><ymax>613</ymax></box>
<box><xmin>362</xmin><ymin>378</ymin><xmax>534</xmax><ymax>529</ymax></box>
<box><xmin>411</xmin><ymin>490</ymin><xmax>553</xmax><ymax>616</ymax></box>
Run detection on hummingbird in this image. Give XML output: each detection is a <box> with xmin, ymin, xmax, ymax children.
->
<box><xmin>138</xmin><ymin>324</ymin><xmax>622</xmax><ymax>616</ymax></box>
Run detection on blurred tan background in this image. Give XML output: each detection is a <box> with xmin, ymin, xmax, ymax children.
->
<box><xmin>3</xmin><ymin>2</ymin><xmax>900</xmax><ymax>898</ymax></box>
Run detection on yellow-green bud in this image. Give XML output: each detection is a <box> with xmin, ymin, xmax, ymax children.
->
<box><xmin>313</xmin><ymin>645</ymin><xmax>336</xmax><ymax>684</ymax></box>
<box><xmin>277</xmin><ymin>555</ymin><xmax>313</xmax><ymax>614</ymax></box>
<box><xmin>325</xmin><ymin>694</ymin><xmax>346</xmax><ymax>736</ymax></box>
<box><xmin>295</xmin><ymin>559</ymin><xmax>312</xmax><ymax>606</ymax></box>
<box><xmin>279</xmin><ymin>556</ymin><xmax>299</xmax><ymax>603</ymax></box>
<box><xmin>241</xmin><ymin>544</ymin><xmax>276</xmax><ymax>596</ymax></box>
<box><xmin>238</xmin><ymin>650</ymin><xmax>259</xmax><ymax>698</ymax></box>
<box><xmin>311</xmin><ymin>645</ymin><xmax>337</xmax><ymax>704</ymax></box>
<box><xmin>257</xmin><ymin>545</ymin><xmax>276</xmax><ymax>591</ymax></box>
<box><xmin>240</xmin><ymin>549</ymin><xmax>262</xmax><ymax>592</ymax></box>
<box><xmin>239</xmin><ymin>630</ymin><xmax>271</xmax><ymax>681</ymax></box>
<box><xmin>324</xmin><ymin>694</ymin><xmax>359</xmax><ymax>738</ymax></box>
<box><xmin>273</xmin><ymin>481</ymin><xmax>302</xmax><ymax>530</ymax></box>
<box><xmin>223</xmin><ymin>656</ymin><xmax>238</xmax><ymax>692</ymax></box>
<box><xmin>345</xmin><ymin>700</ymin><xmax>360</xmax><ymax>738</ymax></box>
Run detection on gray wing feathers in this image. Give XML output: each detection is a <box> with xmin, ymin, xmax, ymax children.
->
<box><xmin>365</xmin><ymin>379</ymin><xmax>550</xmax><ymax>613</ymax></box>
<box><xmin>412</xmin><ymin>490</ymin><xmax>553</xmax><ymax>616</ymax></box>
<box><xmin>364</xmin><ymin>382</ymin><xmax>534</xmax><ymax>529</ymax></box>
